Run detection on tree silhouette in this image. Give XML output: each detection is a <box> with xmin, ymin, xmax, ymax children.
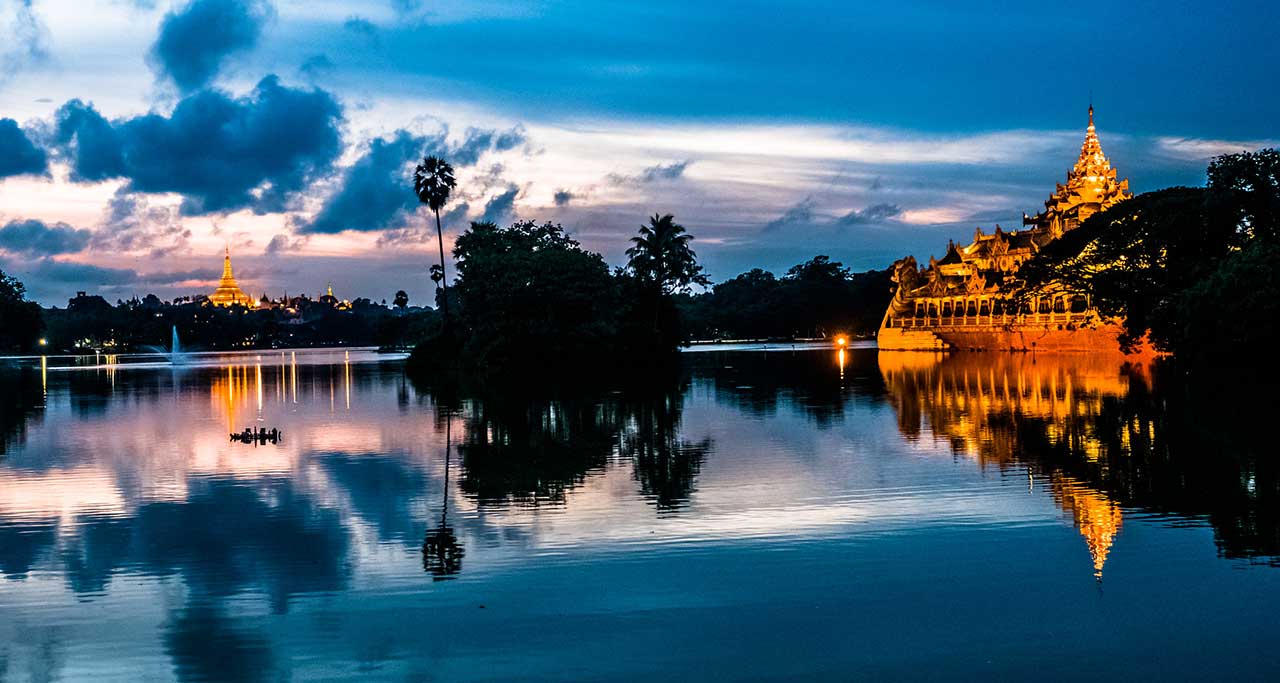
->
<box><xmin>393</xmin><ymin>290</ymin><xmax>409</xmax><ymax>309</ymax></box>
<box><xmin>625</xmin><ymin>214</ymin><xmax>709</xmax><ymax>345</ymax></box>
<box><xmin>625</xmin><ymin>213</ymin><xmax>708</xmax><ymax>297</ymax></box>
<box><xmin>413</xmin><ymin>156</ymin><xmax>457</xmax><ymax>327</ymax></box>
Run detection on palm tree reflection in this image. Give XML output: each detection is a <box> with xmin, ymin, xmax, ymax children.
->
<box><xmin>423</xmin><ymin>413</ymin><xmax>464</xmax><ymax>580</ymax></box>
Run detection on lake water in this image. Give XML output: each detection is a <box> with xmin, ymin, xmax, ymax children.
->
<box><xmin>1</xmin><ymin>346</ymin><xmax>1277</xmax><ymax>680</ymax></box>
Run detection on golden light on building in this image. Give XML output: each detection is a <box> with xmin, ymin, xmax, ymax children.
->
<box><xmin>209</xmin><ymin>246</ymin><xmax>254</xmax><ymax>307</ymax></box>
<box><xmin>879</xmin><ymin>105</ymin><xmax>1134</xmax><ymax>352</ymax></box>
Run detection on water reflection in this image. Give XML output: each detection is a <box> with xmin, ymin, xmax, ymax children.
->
<box><xmin>423</xmin><ymin>414</ymin><xmax>463</xmax><ymax>580</ymax></box>
<box><xmin>0</xmin><ymin>348</ymin><xmax>1278</xmax><ymax>679</ymax></box>
<box><xmin>879</xmin><ymin>351</ymin><xmax>1278</xmax><ymax>569</ymax></box>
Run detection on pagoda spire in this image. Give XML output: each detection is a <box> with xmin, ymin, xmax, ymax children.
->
<box><xmin>210</xmin><ymin>246</ymin><xmax>251</xmax><ymax>307</ymax></box>
<box><xmin>222</xmin><ymin>245</ymin><xmax>234</xmax><ymax>280</ymax></box>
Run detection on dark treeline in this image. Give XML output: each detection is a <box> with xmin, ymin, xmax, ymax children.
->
<box><xmin>679</xmin><ymin>256</ymin><xmax>892</xmax><ymax>341</ymax></box>
<box><xmin>0</xmin><ymin>289</ymin><xmax>437</xmax><ymax>353</ymax></box>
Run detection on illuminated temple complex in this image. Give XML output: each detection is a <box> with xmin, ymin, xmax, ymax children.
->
<box><xmin>878</xmin><ymin>106</ymin><xmax>1133</xmax><ymax>352</ymax></box>
<box><xmin>209</xmin><ymin>247</ymin><xmax>254</xmax><ymax>307</ymax></box>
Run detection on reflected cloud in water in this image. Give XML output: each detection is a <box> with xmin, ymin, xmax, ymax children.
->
<box><xmin>0</xmin><ymin>347</ymin><xmax>1277</xmax><ymax>679</ymax></box>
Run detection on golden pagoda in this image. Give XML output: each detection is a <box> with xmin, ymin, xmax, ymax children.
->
<box><xmin>879</xmin><ymin>105</ymin><xmax>1136</xmax><ymax>352</ymax></box>
<box><xmin>1024</xmin><ymin>105</ymin><xmax>1131</xmax><ymax>237</ymax></box>
<box><xmin>209</xmin><ymin>247</ymin><xmax>254</xmax><ymax>307</ymax></box>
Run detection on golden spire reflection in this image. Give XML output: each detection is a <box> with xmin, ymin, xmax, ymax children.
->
<box><xmin>879</xmin><ymin>352</ymin><xmax>1143</xmax><ymax>579</ymax></box>
<box><xmin>1053</xmin><ymin>477</ymin><xmax>1123</xmax><ymax>581</ymax></box>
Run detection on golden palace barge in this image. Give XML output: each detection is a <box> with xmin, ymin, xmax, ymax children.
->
<box><xmin>878</xmin><ymin>106</ymin><xmax>1135</xmax><ymax>353</ymax></box>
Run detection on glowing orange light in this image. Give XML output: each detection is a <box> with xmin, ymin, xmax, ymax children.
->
<box><xmin>835</xmin><ymin>335</ymin><xmax>848</xmax><ymax>347</ymax></box>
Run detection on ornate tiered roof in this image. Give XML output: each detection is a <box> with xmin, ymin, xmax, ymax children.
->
<box><xmin>888</xmin><ymin>106</ymin><xmax>1132</xmax><ymax>304</ymax></box>
<box><xmin>209</xmin><ymin>247</ymin><xmax>254</xmax><ymax>307</ymax></box>
<box><xmin>1025</xmin><ymin>105</ymin><xmax>1131</xmax><ymax>236</ymax></box>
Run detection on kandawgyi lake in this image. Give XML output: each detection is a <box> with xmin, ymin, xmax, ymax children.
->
<box><xmin>0</xmin><ymin>347</ymin><xmax>1277</xmax><ymax>680</ymax></box>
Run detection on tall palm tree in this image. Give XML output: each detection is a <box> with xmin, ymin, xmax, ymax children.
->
<box><xmin>625</xmin><ymin>213</ymin><xmax>708</xmax><ymax>297</ymax></box>
<box><xmin>625</xmin><ymin>214</ymin><xmax>709</xmax><ymax>340</ymax></box>
<box><xmin>414</xmin><ymin>156</ymin><xmax>457</xmax><ymax>326</ymax></box>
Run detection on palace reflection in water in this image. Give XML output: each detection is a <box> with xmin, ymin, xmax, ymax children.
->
<box><xmin>0</xmin><ymin>348</ymin><xmax>1278</xmax><ymax>680</ymax></box>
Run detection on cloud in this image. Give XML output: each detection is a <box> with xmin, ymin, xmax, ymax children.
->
<box><xmin>608</xmin><ymin>160</ymin><xmax>692</xmax><ymax>185</ymax></box>
<box><xmin>1155</xmin><ymin>136</ymin><xmax>1280</xmax><ymax>162</ymax></box>
<box><xmin>18</xmin><ymin>258</ymin><xmax>221</xmax><ymax>288</ymax></box>
<box><xmin>375</xmin><ymin>201</ymin><xmax>470</xmax><ymax>246</ymax></box>
<box><xmin>93</xmin><ymin>189</ymin><xmax>191</xmax><ymax>256</ymax></box>
<box><xmin>299</xmin><ymin>130</ymin><xmax>444</xmax><ymax>234</ymax></box>
<box><xmin>28</xmin><ymin>258</ymin><xmax>136</xmax><ymax>285</ymax></box>
<box><xmin>449</xmin><ymin>125</ymin><xmax>527</xmax><ymax>166</ymax></box>
<box><xmin>390</xmin><ymin>0</ymin><xmax>423</xmax><ymax>14</ymax></box>
<box><xmin>298</xmin><ymin>53</ymin><xmax>334</xmax><ymax>80</ymax></box>
<box><xmin>1</xmin><ymin>0</ymin><xmax>48</xmax><ymax>81</ymax></box>
<box><xmin>480</xmin><ymin>186</ymin><xmax>518</xmax><ymax>224</ymax></box>
<box><xmin>0</xmin><ymin>118</ymin><xmax>47</xmax><ymax>177</ymax></box>
<box><xmin>641</xmin><ymin>160</ymin><xmax>690</xmax><ymax>182</ymax></box>
<box><xmin>0</xmin><ymin>219</ymin><xmax>92</xmax><ymax>256</ymax></box>
<box><xmin>836</xmin><ymin>202</ymin><xmax>902</xmax><ymax>226</ymax></box>
<box><xmin>762</xmin><ymin>197</ymin><xmax>816</xmax><ymax>232</ymax></box>
<box><xmin>53</xmin><ymin>76</ymin><xmax>344</xmax><ymax>215</ymax></box>
<box><xmin>265</xmin><ymin>233</ymin><xmax>302</xmax><ymax>255</ymax></box>
<box><xmin>343</xmin><ymin>16</ymin><xmax>378</xmax><ymax>44</ymax></box>
<box><xmin>301</xmin><ymin>124</ymin><xmax>528</xmax><ymax>236</ymax></box>
<box><xmin>136</xmin><ymin>267</ymin><xmax>221</xmax><ymax>284</ymax></box>
<box><xmin>553</xmin><ymin>189</ymin><xmax>574</xmax><ymax>206</ymax></box>
<box><xmin>150</xmin><ymin>0</ymin><xmax>273</xmax><ymax>92</ymax></box>
<box><xmin>51</xmin><ymin>99</ymin><xmax>128</xmax><ymax>182</ymax></box>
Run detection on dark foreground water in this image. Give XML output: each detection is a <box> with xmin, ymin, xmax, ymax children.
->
<box><xmin>0</xmin><ymin>346</ymin><xmax>1277</xmax><ymax>680</ymax></box>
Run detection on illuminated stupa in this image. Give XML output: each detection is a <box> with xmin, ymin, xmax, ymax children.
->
<box><xmin>209</xmin><ymin>247</ymin><xmax>254</xmax><ymax>307</ymax></box>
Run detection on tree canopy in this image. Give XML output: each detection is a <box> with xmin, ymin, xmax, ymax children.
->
<box><xmin>0</xmin><ymin>269</ymin><xmax>44</xmax><ymax>352</ymax></box>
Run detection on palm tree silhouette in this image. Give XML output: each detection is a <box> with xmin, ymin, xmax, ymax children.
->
<box><xmin>625</xmin><ymin>213</ymin><xmax>709</xmax><ymax>338</ymax></box>
<box><xmin>413</xmin><ymin>156</ymin><xmax>457</xmax><ymax>327</ymax></box>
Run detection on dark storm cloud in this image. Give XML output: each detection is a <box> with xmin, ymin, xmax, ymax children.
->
<box><xmin>150</xmin><ymin>0</ymin><xmax>273</xmax><ymax>92</ymax></box>
<box><xmin>0</xmin><ymin>219</ymin><xmax>91</xmax><ymax>256</ymax></box>
<box><xmin>51</xmin><ymin>99</ymin><xmax>128</xmax><ymax>182</ymax></box>
<box><xmin>52</xmin><ymin>76</ymin><xmax>343</xmax><ymax>215</ymax></box>
<box><xmin>480</xmin><ymin>185</ymin><xmax>518</xmax><ymax>224</ymax></box>
<box><xmin>836</xmin><ymin>203</ymin><xmax>902</xmax><ymax>226</ymax></box>
<box><xmin>0</xmin><ymin>118</ymin><xmax>47</xmax><ymax>177</ymax></box>
<box><xmin>301</xmin><ymin>125</ymin><xmax>527</xmax><ymax>235</ymax></box>
<box><xmin>299</xmin><ymin>130</ymin><xmax>444</xmax><ymax>235</ymax></box>
<box><xmin>553</xmin><ymin>189</ymin><xmax>574</xmax><ymax>206</ymax></box>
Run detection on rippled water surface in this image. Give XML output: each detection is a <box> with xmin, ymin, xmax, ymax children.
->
<box><xmin>1</xmin><ymin>346</ymin><xmax>1277</xmax><ymax>680</ymax></box>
